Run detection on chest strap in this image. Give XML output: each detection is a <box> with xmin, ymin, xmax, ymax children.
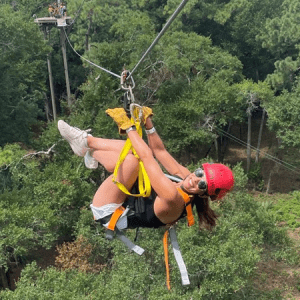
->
<box><xmin>177</xmin><ymin>187</ymin><xmax>195</xmax><ymax>227</ymax></box>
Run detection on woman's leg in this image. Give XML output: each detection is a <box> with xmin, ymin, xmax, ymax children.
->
<box><xmin>87</xmin><ymin>136</ymin><xmax>125</xmax><ymax>152</ymax></box>
<box><xmin>58</xmin><ymin>121</ymin><xmax>139</xmax><ymax>206</ymax></box>
<box><xmin>92</xmin><ymin>153</ymin><xmax>139</xmax><ymax>207</ymax></box>
<box><xmin>87</xmin><ymin>136</ymin><xmax>129</xmax><ymax>172</ymax></box>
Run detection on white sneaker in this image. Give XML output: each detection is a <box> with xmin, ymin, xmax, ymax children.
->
<box><xmin>84</xmin><ymin>150</ymin><xmax>98</xmax><ymax>169</ymax></box>
<box><xmin>58</xmin><ymin>120</ymin><xmax>90</xmax><ymax>157</ymax></box>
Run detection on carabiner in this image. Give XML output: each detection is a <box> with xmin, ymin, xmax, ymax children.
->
<box><xmin>130</xmin><ymin>103</ymin><xmax>143</xmax><ymax>123</ymax></box>
<box><xmin>120</xmin><ymin>70</ymin><xmax>135</xmax><ymax>91</ymax></box>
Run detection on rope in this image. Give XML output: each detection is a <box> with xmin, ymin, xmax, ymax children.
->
<box><xmin>62</xmin><ymin>27</ymin><xmax>121</xmax><ymax>79</ymax></box>
<box><xmin>128</xmin><ymin>0</ymin><xmax>190</xmax><ymax>79</ymax></box>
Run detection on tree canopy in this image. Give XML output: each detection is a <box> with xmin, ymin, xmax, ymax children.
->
<box><xmin>0</xmin><ymin>0</ymin><xmax>299</xmax><ymax>297</ymax></box>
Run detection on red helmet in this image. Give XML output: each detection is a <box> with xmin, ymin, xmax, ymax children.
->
<box><xmin>202</xmin><ymin>163</ymin><xmax>234</xmax><ymax>200</ymax></box>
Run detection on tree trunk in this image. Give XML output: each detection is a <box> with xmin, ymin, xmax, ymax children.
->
<box><xmin>46</xmin><ymin>54</ymin><xmax>57</xmax><ymax>121</ymax></box>
<box><xmin>85</xmin><ymin>12</ymin><xmax>93</xmax><ymax>51</ymax></box>
<box><xmin>266</xmin><ymin>169</ymin><xmax>273</xmax><ymax>194</ymax></box>
<box><xmin>220</xmin><ymin>121</ymin><xmax>232</xmax><ymax>162</ymax></box>
<box><xmin>0</xmin><ymin>267</ymin><xmax>8</xmax><ymax>289</ymax></box>
<box><xmin>255</xmin><ymin>108</ymin><xmax>266</xmax><ymax>163</ymax></box>
<box><xmin>214</xmin><ymin>137</ymin><xmax>223</xmax><ymax>162</ymax></box>
<box><xmin>60</xmin><ymin>28</ymin><xmax>72</xmax><ymax>107</ymax></box>
<box><xmin>214</xmin><ymin>138</ymin><xmax>218</xmax><ymax>162</ymax></box>
<box><xmin>44</xmin><ymin>92</ymin><xmax>51</xmax><ymax>122</ymax></box>
<box><xmin>266</xmin><ymin>138</ymin><xmax>281</xmax><ymax>194</ymax></box>
<box><xmin>247</xmin><ymin>112</ymin><xmax>252</xmax><ymax>173</ymax></box>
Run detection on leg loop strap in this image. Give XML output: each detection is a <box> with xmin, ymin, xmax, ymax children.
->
<box><xmin>163</xmin><ymin>226</ymin><xmax>190</xmax><ymax>290</ymax></box>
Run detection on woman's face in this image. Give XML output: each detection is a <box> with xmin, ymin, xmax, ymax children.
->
<box><xmin>181</xmin><ymin>170</ymin><xmax>207</xmax><ymax>195</ymax></box>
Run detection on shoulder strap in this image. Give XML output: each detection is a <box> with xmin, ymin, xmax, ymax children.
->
<box><xmin>176</xmin><ymin>187</ymin><xmax>195</xmax><ymax>227</ymax></box>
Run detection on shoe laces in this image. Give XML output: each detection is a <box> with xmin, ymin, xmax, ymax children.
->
<box><xmin>70</xmin><ymin>127</ymin><xmax>92</xmax><ymax>140</ymax></box>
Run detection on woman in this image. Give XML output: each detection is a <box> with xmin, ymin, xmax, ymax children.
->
<box><xmin>58</xmin><ymin>107</ymin><xmax>234</xmax><ymax>230</ymax></box>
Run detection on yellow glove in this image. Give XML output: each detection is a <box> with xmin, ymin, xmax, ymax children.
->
<box><xmin>142</xmin><ymin>106</ymin><xmax>153</xmax><ymax>124</ymax></box>
<box><xmin>106</xmin><ymin>108</ymin><xmax>134</xmax><ymax>135</ymax></box>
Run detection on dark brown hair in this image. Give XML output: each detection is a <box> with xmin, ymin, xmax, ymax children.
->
<box><xmin>194</xmin><ymin>194</ymin><xmax>218</xmax><ymax>231</ymax></box>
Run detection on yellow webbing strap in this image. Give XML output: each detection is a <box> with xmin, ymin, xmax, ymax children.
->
<box><xmin>112</xmin><ymin>120</ymin><xmax>151</xmax><ymax>197</ymax></box>
<box><xmin>177</xmin><ymin>187</ymin><xmax>195</xmax><ymax>227</ymax></box>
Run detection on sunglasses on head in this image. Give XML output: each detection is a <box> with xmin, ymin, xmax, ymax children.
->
<box><xmin>194</xmin><ymin>168</ymin><xmax>207</xmax><ymax>191</ymax></box>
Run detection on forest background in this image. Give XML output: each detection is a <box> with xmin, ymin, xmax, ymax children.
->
<box><xmin>0</xmin><ymin>0</ymin><xmax>300</xmax><ymax>299</ymax></box>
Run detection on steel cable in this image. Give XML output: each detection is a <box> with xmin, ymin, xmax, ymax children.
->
<box><xmin>62</xmin><ymin>27</ymin><xmax>121</xmax><ymax>78</ymax></box>
<box><xmin>128</xmin><ymin>0</ymin><xmax>190</xmax><ymax>78</ymax></box>
<box><xmin>214</xmin><ymin>127</ymin><xmax>300</xmax><ymax>174</ymax></box>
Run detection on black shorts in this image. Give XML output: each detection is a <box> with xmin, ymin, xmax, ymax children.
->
<box><xmin>125</xmin><ymin>184</ymin><xmax>165</xmax><ymax>229</ymax></box>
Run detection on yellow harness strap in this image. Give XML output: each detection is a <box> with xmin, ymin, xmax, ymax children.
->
<box><xmin>112</xmin><ymin>120</ymin><xmax>151</xmax><ymax>197</ymax></box>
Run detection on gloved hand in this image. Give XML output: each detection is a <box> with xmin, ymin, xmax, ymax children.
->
<box><xmin>106</xmin><ymin>107</ymin><xmax>134</xmax><ymax>135</ymax></box>
<box><xmin>142</xmin><ymin>106</ymin><xmax>153</xmax><ymax>124</ymax></box>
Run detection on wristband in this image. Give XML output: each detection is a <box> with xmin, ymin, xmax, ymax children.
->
<box><xmin>145</xmin><ymin>127</ymin><xmax>156</xmax><ymax>135</ymax></box>
<box><xmin>126</xmin><ymin>125</ymin><xmax>136</xmax><ymax>134</ymax></box>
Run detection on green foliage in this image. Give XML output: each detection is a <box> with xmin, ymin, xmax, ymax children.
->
<box><xmin>257</xmin><ymin>0</ymin><xmax>300</xmax><ymax>91</ymax></box>
<box><xmin>0</xmin><ymin>144</ymin><xmax>26</xmax><ymax>167</ymax></box>
<box><xmin>0</xmin><ymin>189</ymin><xmax>294</xmax><ymax>298</ymax></box>
<box><xmin>0</xmin><ymin>5</ymin><xmax>49</xmax><ymax>146</ymax></box>
<box><xmin>0</xmin><ymin>262</ymin><xmax>105</xmax><ymax>300</ymax></box>
<box><xmin>0</xmin><ymin>123</ymin><xmax>97</xmax><ymax>270</ymax></box>
<box><xmin>232</xmin><ymin>162</ymin><xmax>248</xmax><ymax>190</ymax></box>
<box><xmin>0</xmin><ymin>188</ymin><xmax>57</xmax><ymax>269</ymax></box>
<box><xmin>273</xmin><ymin>191</ymin><xmax>300</xmax><ymax>229</ymax></box>
<box><xmin>1</xmin><ymin>0</ymin><xmax>300</xmax><ymax>297</ymax></box>
<box><xmin>266</xmin><ymin>80</ymin><xmax>300</xmax><ymax>147</ymax></box>
<box><xmin>247</xmin><ymin>162</ymin><xmax>264</xmax><ymax>191</ymax></box>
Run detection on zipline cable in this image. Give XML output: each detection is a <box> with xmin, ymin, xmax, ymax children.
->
<box><xmin>62</xmin><ymin>27</ymin><xmax>121</xmax><ymax>79</ymax></box>
<box><xmin>128</xmin><ymin>0</ymin><xmax>190</xmax><ymax>79</ymax></box>
<box><xmin>213</xmin><ymin>127</ymin><xmax>300</xmax><ymax>174</ymax></box>
<box><xmin>62</xmin><ymin>2</ymin><xmax>300</xmax><ymax>175</ymax></box>
<box><xmin>218</xmin><ymin>129</ymin><xmax>300</xmax><ymax>173</ymax></box>
<box><xmin>63</xmin><ymin>0</ymin><xmax>189</xmax><ymax>80</ymax></box>
<box><xmin>68</xmin><ymin>0</ymin><xmax>87</xmax><ymax>26</ymax></box>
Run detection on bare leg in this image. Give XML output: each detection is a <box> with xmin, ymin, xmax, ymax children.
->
<box><xmin>87</xmin><ymin>136</ymin><xmax>125</xmax><ymax>152</ymax></box>
<box><xmin>87</xmin><ymin>136</ymin><xmax>129</xmax><ymax>172</ymax></box>
<box><xmin>92</xmin><ymin>153</ymin><xmax>139</xmax><ymax>207</ymax></box>
<box><xmin>86</xmin><ymin>136</ymin><xmax>139</xmax><ymax>207</ymax></box>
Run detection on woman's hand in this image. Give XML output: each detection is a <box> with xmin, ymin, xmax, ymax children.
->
<box><xmin>142</xmin><ymin>106</ymin><xmax>153</xmax><ymax>126</ymax></box>
<box><xmin>106</xmin><ymin>107</ymin><xmax>134</xmax><ymax>135</ymax></box>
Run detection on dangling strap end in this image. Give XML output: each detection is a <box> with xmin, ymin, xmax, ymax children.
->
<box><xmin>163</xmin><ymin>230</ymin><xmax>171</xmax><ymax>290</ymax></box>
<box><xmin>105</xmin><ymin>229</ymin><xmax>114</xmax><ymax>240</ymax></box>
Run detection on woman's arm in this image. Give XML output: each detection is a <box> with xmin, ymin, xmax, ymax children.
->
<box><xmin>127</xmin><ymin>130</ymin><xmax>180</xmax><ymax>199</ymax></box>
<box><xmin>144</xmin><ymin>117</ymin><xmax>190</xmax><ymax>179</ymax></box>
<box><xmin>128</xmin><ymin>129</ymin><xmax>186</xmax><ymax>223</ymax></box>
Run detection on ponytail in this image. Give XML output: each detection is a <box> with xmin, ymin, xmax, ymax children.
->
<box><xmin>194</xmin><ymin>195</ymin><xmax>218</xmax><ymax>231</ymax></box>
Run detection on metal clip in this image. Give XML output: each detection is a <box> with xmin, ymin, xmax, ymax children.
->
<box><xmin>130</xmin><ymin>103</ymin><xmax>143</xmax><ymax>123</ymax></box>
<box><xmin>120</xmin><ymin>70</ymin><xmax>135</xmax><ymax>91</ymax></box>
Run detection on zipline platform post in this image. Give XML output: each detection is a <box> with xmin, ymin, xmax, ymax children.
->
<box><xmin>34</xmin><ymin>16</ymin><xmax>73</xmax><ymax>116</ymax></box>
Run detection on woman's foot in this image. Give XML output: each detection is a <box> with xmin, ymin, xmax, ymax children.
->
<box><xmin>58</xmin><ymin>120</ymin><xmax>90</xmax><ymax>157</ymax></box>
<box><xmin>84</xmin><ymin>150</ymin><xmax>98</xmax><ymax>169</ymax></box>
